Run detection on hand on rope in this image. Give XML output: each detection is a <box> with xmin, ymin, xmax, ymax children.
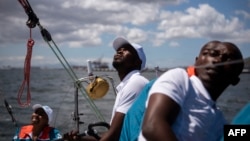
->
<box><xmin>62</xmin><ymin>121</ymin><xmax>110</xmax><ymax>141</ymax></box>
<box><xmin>17</xmin><ymin>29</ymin><xmax>34</xmax><ymax>107</ymax></box>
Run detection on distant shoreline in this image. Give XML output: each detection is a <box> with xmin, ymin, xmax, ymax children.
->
<box><xmin>1</xmin><ymin>67</ymin><xmax>250</xmax><ymax>73</ymax></box>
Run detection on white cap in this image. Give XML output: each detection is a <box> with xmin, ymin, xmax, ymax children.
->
<box><xmin>113</xmin><ymin>37</ymin><xmax>146</xmax><ymax>70</ymax></box>
<box><xmin>32</xmin><ymin>104</ymin><xmax>53</xmax><ymax>124</ymax></box>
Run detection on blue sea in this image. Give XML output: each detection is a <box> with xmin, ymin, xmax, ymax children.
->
<box><xmin>0</xmin><ymin>68</ymin><xmax>249</xmax><ymax>140</ymax></box>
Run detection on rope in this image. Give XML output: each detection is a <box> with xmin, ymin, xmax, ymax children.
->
<box><xmin>17</xmin><ymin>28</ymin><xmax>34</xmax><ymax>107</ymax></box>
<box><xmin>39</xmin><ymin>25</ymin><xmax>105</xmax><ymax>122</ymax></box>
<box><xmin>17</xmin><ymin>0</ymin><xmax>105</xmax><ymax>120</ymax></box>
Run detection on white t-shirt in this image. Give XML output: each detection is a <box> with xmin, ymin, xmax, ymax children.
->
<box><xmin>110</xmin><ymin>70</ymin><xmax>149</xmax><ymax>123</ymax></box>
<box><xmin>139</xmin><ymin>68</ymin><xmax>227</xmax><ymax>141</ymax></box>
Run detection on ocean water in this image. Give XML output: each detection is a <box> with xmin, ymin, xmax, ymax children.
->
<box><xmin>0</xmin><ymin>68</ymin><xmax>249</xmax><ymax>140</ymax></box>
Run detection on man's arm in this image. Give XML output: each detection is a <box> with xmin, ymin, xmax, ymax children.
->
<box><xmin>100</xmin><ymin>112</ymin><xmax>125</xmax><ymax>141</ymax></box>
<box><xmin>141</xmin><ymin>93</ymin><xmax>180</xmax><ymax>141</ymax></box>
<box><xmin>63</xmin><ymin>112</ymin><xmax>125</xmax><ymax>141</ymax></box>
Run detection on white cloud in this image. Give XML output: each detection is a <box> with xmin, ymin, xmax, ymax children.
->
<box><xmin>0</xmin><ymin>0</ymin><xmax>250</xmax><ymax>68</ymax></box>
<box><xmin>125</xmin><ymin>28</ymin><xmax>148</xmax><ymax>43</ymax></box>
<box><xmin>235</xmin><ymin>10</ymin><xmax>250</xmax><ymax>20</ymax></box>
<box><xmin>155</xmin><ymin>4</ymin><xmax>250</xmax><ymax>46</ymax></box>
<box><xmin>2</xmin><ymin>1</ymin><xmax>249</xmax><ymax>48</ymax></box>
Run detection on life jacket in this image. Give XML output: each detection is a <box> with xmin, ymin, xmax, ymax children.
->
<box><xmin>18</xmin><ymin>125</ymin><xmax>52</xmax><ymax>140</ymax></box>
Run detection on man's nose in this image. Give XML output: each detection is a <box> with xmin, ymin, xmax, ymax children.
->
<box><xmin>212</xmin><ymin>55</ymin><xmax>222</xmax><ymax>63</ymax></box>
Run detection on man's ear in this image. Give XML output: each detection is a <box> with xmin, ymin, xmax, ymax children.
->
<box><xmin>231</xmin><ymin>77</ymin><xmax>240</xmax><ymax>86</ymax></box>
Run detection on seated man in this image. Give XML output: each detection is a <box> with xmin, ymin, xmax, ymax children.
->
<box><xmin>13</xmin><ymin>104</ymin><xmax>62</xmax><ymax>141</ymax></box>
<box><xmin>139</xmin><ymin>40</ymin><xmax>244</xmax><ymax>141</ymax></box>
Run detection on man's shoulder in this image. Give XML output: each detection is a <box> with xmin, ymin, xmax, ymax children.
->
<box><xmin>168</xmin><ymin>67</ymin><xmax>187</xmax><ymax>73</ymax></box>
<box><xmin>129</xmin><ymin>79</ymin><xmax>157</xmax><ymax>109</ymax></box>
<box><xmin>48</xmin><ymin>126</ymin><xmax>63</xmax><ymax>139</ymax></box>
<box><xmin>20</xmin><ymin>124</ymin><xmax>33</xmax><ymax>131</ymax></box>
<box><xmin>48</xmin><ymin>126</ymin><xmax>60</xmax><ymax>132</ymax></box>
<box><xmin>129</xmin><ymin>73</ymin><xmax>149</xmax><ymax>84</ymax></box>
<box><xmin>16</xmin><ymin>125</ymin><xmax>33</xmax><ymax>138</ymax></box>
<box><xmin>160</xmin><ymin>67</ymin><xmax>188</xmax><ymax>79</ymax></box>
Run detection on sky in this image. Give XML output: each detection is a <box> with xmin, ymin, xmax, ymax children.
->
<box><xmin>0</xmin><ymin>0</ymin><xmax>250</xmax><ymax>69</ymax></box>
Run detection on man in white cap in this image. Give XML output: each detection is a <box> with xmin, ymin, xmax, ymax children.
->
<box><xmin>101</xmin><ymin>36</ymin><xmax>149</xmax><ymax>141</ymax></box>
<box><xmin>65</xmin><ymin>36</ymin><xmax>149</xmax><ymax>141</ymax></box>
<box><xmin>13</xmin><ymin>104</ymin><xmax>62</xmax><ymax>141</ymax></box>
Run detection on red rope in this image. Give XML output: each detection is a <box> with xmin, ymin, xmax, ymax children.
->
<box><xmin>17</xmin><ymin>28</ymin><xmax>34</xmax><ymax>107</ymax></box>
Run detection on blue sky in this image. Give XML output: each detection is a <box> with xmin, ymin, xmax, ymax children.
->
<box><xmin>0</xmin><ymin>0</ymin><xmax>250</xmax><ymax>69</ymax></box>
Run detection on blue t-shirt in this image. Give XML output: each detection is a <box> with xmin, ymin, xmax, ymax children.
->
<box><xmin>119</xmin><ymin>79</ymin><xmax>156</xmax><ymax>141</ymax></box>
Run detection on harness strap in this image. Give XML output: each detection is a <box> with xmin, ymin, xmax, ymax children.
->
<box><xmin>17</xmin><ymin>28</ymin><xmax>34</xmax><ymax>107</ymax></box>
<box><xmin>187</xmin><ymin>66</ymin><xmax>195</xmax><ymax>77</ymax></box>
